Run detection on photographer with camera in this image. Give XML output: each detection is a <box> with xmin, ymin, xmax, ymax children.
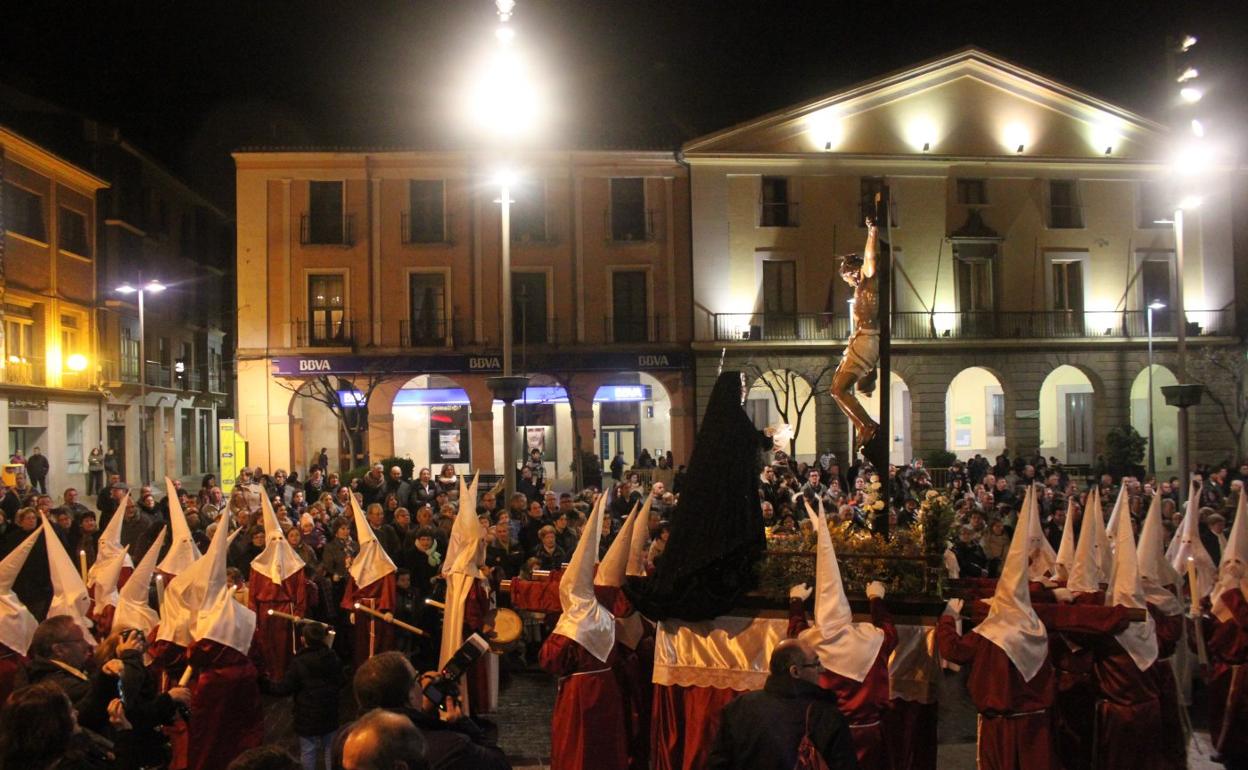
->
<box><xmin>99</xmin><ymin>626</ymin><xmax>192</xmax><ymax>769</ymax></box>
<box><xmin>346</xmin><ymin>651</ymin><xmax>509</xmax><ymax>770</ymax></box>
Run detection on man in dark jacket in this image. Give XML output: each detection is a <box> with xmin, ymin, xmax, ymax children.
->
<box><xmin>21</xmin><ymin>616</ymin><xmax>120</xmax><ymax>734</ymax></box>
<box><xmin>707</xmin><ymin>638</ymin><xmax>859</xmax><ymax>770</ymax></box>
<box><xmin>25</xmin><ymin>447</ymin><xmax>49</xmax><ymax>494</ymax></box>
<box><xmin>263</xmin><ymin>623</ymin><xmax>346</xmax><ymax>769</ymax></box>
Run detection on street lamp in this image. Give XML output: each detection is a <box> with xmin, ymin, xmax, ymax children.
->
<box><xmin>116</xmin><ymin>279</ymin><xmax>166</xmax><ymax>483</ymax></box>
<box><xmin>1146</xmin><ymin>299</ymin><xmax>1166</xmax><ymax>477</ymax></box>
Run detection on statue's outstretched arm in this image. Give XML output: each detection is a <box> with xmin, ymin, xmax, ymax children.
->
<box><xmin>862</xmin><ymin>218</ymin><xmax>878</xmax><ymax>279</ymax></box>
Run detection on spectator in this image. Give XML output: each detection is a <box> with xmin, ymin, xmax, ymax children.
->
<box><xmin>21</xmin><ymin>616</ymin><xmax>118</xmax><ymax>734</ymax></box>
<box><xmin>86</xmin><ymin>448</ymin><xmax>105</xmax><ymax>496</ymax></box>
<box><xmin>409</xmin><ymin>468</ymin><xmax>438</xmax><ymax>511</ymax></box>
<box><xmin>525</xmin><ymin>448</ymin><xmax>546</xmax><ymax>488</ymax></box>
<box><xmin>952</xmin><ymin>526</ymin><xmax>989</xmax><ymax>578</ymax></box>
<box><xmin>359</xmin><ymin>464</ymin><xmax>387</xmax><ymax>508</ymax></box>
<box><xmin>25</xmin><ymin>447</ymin><xmax>49</xmax><ymax>495</ymax></box>
<box><xmin>610</xmin><ymin>451</ymin><xmax>625</xmax><ymax>481</ymax></box>
<box><xmin>981</xmin><ymin>519</ymin><xmax>1010</xmax><ymax>577</ymax></box>
<box><xmin>55</xmin><ymin>488</ymin><xmax>91</xmax><ymax>524</ymax></box>
<box><xmin>532</xmin><ymin>526</ymin><xmax>567</xmax><ymax>570</ymax></box>
<box><xmin>434</xmin><ymin>464</ymin><xmax>459</xmax><ymax>496</ymax></box>
<box><xmin>706</xmin><ymin>638</ymin><xmax>858</xmax><ymax>769</ymax></box>
<box><xmin>263</xmin><ymin>623</ymin><xmax>346</xmax><ymax>770</ymax></box>
<box><xmin>0</xmin><ymin>683</ymin><xmax>112</xmax><ymax>770</ymax></box>
<box><xmin>99</xmin><ymin>627</ymin><xmax>192</xmax><ymax>768</ymax></box>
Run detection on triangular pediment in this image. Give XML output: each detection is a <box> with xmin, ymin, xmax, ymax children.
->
<box><xmin>683</xmin><ymin>47</ymin><xmax>1166</xmax><ymax>160</ymax></box>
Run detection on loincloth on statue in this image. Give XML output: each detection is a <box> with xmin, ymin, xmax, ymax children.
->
<box><xmin>838</xmin><ymin>328</ymin><xmax>879</xmax><ymax>380</ymax></box>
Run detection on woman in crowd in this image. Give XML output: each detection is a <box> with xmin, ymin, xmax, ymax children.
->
<box><xmin>435</xmin><ymin>464</ymin><xmax>459</xmax><ymax>496</ymax></box>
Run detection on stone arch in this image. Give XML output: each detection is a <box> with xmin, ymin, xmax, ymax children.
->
<box><xmin>945</xmin><ymin>366</ymin><xmax>1008</xmax><ymax>459</ymax></box>
<box><xmin>1038</xmin><ymin>364</ymin><xmax>1097</xmax><ymax>465</ymax></box>
<box><xmin>747</xmin><ymin>368</ymin><xmax>819</xmax><ymax>462</ymax></box>
<box><xmin>389</xmin><ymin>373</ymin><xmax>480</xmax><ymax>474</ymax></box>
<box><xmin>860</xmin><ymin>371</ymin><xmax>913</xmax><ymax>466</ymax></box>
<box><xmin>285</xmin><ymin>379</ymin><xmax>349</xmax><ymax>475</ymax></box>
<box><xmin>1130</xmin><ymin>364</ymin><xmax>1180</xmax><ymax>476</ymax></box>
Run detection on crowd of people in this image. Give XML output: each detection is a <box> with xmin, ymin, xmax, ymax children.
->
<box><xmin>0</xmin><ymin>429</ymin><xmax>1245</xmax><ymax>770</ymax></box>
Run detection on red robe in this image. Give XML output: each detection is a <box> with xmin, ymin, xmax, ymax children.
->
<box><xmin>0</xmin><ymin>644</ymin><xmax>26</xmax><ymax>707</ymax></box>
<box><xmin>463</xmin><ymin>579</ymin><xmax>493</xmax><ymax>714</ymax></box>
<box><xmin>651</xmin><ymin>683</ymin><xmax>740</xmax><ymax>770</ymax></box>
<box><xmin>594</xmin><ymin>585</ymin><xmax>653</xmax><ymax>770</ymax></box>
<box><xmin>539</xmin><ymin>632</ymin><xmax>628</xmax><ymax>770</ymax></box>
<box><xmin>937</xmin><ymin>615</ymin><xmax>1059</xmax><ymax>770</ymax></box>
<box><xmin>340</xmin><ymin>573</ymin><xmax>396</xmax><ymax>666</ymax></box>
<box><xmin>1147</xmin><ymin>606</ymin><xmax>1187</xmax><ymax>769</ymax></box>
<box><xmin>248</xmin><ymin>568</ymin><xmax>309</xmax><ymax>680</ymax></box>
<box><xmin>147</xmin><ymin>639</ymin><xmax>189</xmax><ymax>770</ymax></box>
<box><xmin>186</xmin><ymin>640</ymin><xmax>263</xmax><ymax>770</ymax></box>
<box><xmin>813</xmin><ymin>599</ymin><xmax>897</xmax><ymax>770</ymax></box>
<box><xmin>1206</xmin><ymin>588</ymin><xmax>1248</xmax><ymax>762</ymax></box>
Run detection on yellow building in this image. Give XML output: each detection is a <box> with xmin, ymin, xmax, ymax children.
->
<box><xmin>233</xmin><ymin>150</ymin><xmax>695</xmax><ymax>481</ymax></box>
<box><xmin>1</xmin><ymin>125</ymin><xmax>108</xmax><ymax>492</ymax></box>
<box><xmin>684</xmin><ymin>48</ymin><xmax>1241</xmax><ymax>471</ymax></box>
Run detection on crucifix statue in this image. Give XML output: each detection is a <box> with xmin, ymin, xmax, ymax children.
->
<box><xmin>830</xmin><ymin>216</ymin><xmax>881</xmax><ymax>453</ymax></box>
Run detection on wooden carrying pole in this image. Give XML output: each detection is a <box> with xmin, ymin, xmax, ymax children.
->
<box><xmin>353</xmin><ymin>601</ymin><xmax>428</xmax><ymax>637</ymax></box>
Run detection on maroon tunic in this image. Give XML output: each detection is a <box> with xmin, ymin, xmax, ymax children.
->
<box><xmin>186</xmin><ymin>640</ymin><xmax>263</xmax><ymax>770</ymax></box>
<box><xmin>1206</xmin><ymin>588</ymin><xmax>1248</xmax><ymax>761</ymax></box>
<box><xmin>882</xmin><ymin>699</ymin><xmax>937</xmax><ymax>770</ymax></box>
<box><xmin>0</xmin><ymin>644</ymin><xmax>25</xmax><ymax>707</ymax></box>
<box><xmin>539</xmin><ymin>632</ymin><xmax>628</xmax><ymax>770</ymax></box>
<box><xmin>463</xmin><ymin>579</ymin><xmax>492</xmax><ymax>714</ymax></box>
<box><xmin>594</xmin><ymin>585</ymin><xmax>652</xmax><ymax>770</ymax></box>
<box><xmin>650</xmin><ymin>683</ymin><xmax>741</xmax><ymax>770</ymax></box>
<box><xmin>814</xmin><ymin>598</ymin><xmax>897</xmax><ymax>770</ymax></box>
<box><xmin>146</xmin><ymin>638</ymin><xmax>189</xmax><ymax>770</ymax></box>
<box><xmin>340</xmin><ymin>573</ymin><xmax>396</xmax><ymax>666</ymax></box>
<box><xmin>936</xmin><ymin>615</ymin><xmax>1059</xmax><ymax>770</ymax></box>
<box><xmin>1147</xmin><ymin>606</ymin><xmax>1187</xmax><ymax>769</ymax></box>
<box><xmin>248</xmin><ymin>569</ymin><xmax>308</xmax><ymax>680</ymax></box>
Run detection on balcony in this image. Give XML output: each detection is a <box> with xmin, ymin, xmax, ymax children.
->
<box><xmin>707</xmin><ymin>309</ymin><xmax>1234</xmax><ymax>343</ymax></box>
<box><xmin>297</xmin><ymin>320</ymin><xmax>355</xmax><ymax>348</ymax></box>
<box><xmin>145</xmin><ymin>361</ymin><xmax>171</xmax><ymax>388</ymax></box>
<box><xmin>506</xmin><ymin>316</ymin><xmax>571</xmax><ymax>347</ymax></box>
<box><xmin>758</xmin><ymin>201</ymin><xmax>800</xmax><ymax>228</ymax></box>
<box><xmin>604</xmin><ymin>209</ymin><xmax>660</xmax><ymax>242</ymax></box>
<box><xmin>1</xmin><ymin>357</ymin><xmax>45</xmax><ymax>386</ymax></box>
<box><xmin>603</xmin><ymin>315</ymin><xmax>666</xmax><ymax>343</ymax></box>
<box><xmin>400</xmin><ymin>318</ymin><xmax>449</xmax><ymax>347</ymax></box>
<box><xmin>401</xmin><ymin>211</ymin><xmax>452</xmax><ymax>245</ymax></box>
<box><xmin>299</xmin><ymin>213</ymin><xmax>356</xmax><ymax>246</ymax></box>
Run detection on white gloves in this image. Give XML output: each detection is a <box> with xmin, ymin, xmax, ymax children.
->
<box><xmin>789</xmin><ymin>583</ymin><xmax>813</xmax><ymax>601</ymax></box>
<box><xmin>865</xmin><ymin>581</ymin><xmax>886</xmax><ymax>600</ymax></box>
<box><xmin>944</xmin><ymin>598</ymin><xmax>965</xmax><ymax>617</ymax></box>
<box><xmin>1052</xmin><ymin>587</ymin><xmax>1075</xmax><ymax>604</ymax></box>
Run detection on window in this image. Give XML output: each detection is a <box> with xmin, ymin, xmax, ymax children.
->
<box><xmin>66</xmin><ymin>415</ymin><xmax>86</xmax><ymax>473</ymax></box>
<box><xmin>3</xmin><ymin>182</ymin><xmax>46</xmax><ymax>241</ymax></box>
<box><xmin>611</xmin><ymin>271</ymin><xmax>648</xmax><ymax>342</ymax></box>
<box><xmin>181</xmin><ymin>410</ymin><xmax>194</xmax><ymax>476</ymax></box>
<box><xmin>58</xmin><ymin>207</ymin><xmax>89</xmax><ymax>256</ymax></box>
<box><xmin>858</xmin><ymin>177</ymin><xmax>898</xmax><ymax>226</ymax></box>
<box><xmin>61</xmin><ymin>315</ymin><xmax>80</xmax><ymax>361</ymax></box>
<box><xmin>1140</xmin><ymin>255</ymin><xmax>1174</xmax><ymax>334</ymax></box>
<box><xmin>1138</xmin><ymin>182</ymin><xmax>1170</xmax><ymax>228</ymax></box>
<box><xmin>990</xmin><ymin>393</ymin><xmax>1005</xmax><ymax>437</ymax></box>
<box><xmin>609</xmin><ymin>178</ymin><xmax>648</xmax><ymax>241</ymax></box>
<box><xmin>4</xmin><ymin>305</ymin><xmax>36</xmax><ymax>384</ymax></box>
<box><xmin>954</xmin><ymin>242</ymin><xmax>996</xmax><ymax>314</ymax></box>
<box><xmin>407</xmin><ymin>180</ymin><xmax>445</xmax><ymax>243</ymax></box>
<box><xmin>1051</xmin><ymin>261</ymin><xmax>1084</xmax><ymax>312</ymax></box>
<box><xmin>512</xmin><ymin>272</ymin><xmax>548</xmax><ymax>344</ymax></box>
<box><xmin>511</xmin><ymin>183</ymin><xmax>548</xmax><ymax>242</ymax></box>
<box><xmin>762</xmin><ymin>260</ymin><xmax>797</xmax><ymax>316</ymax></box>
<box><xmin>408</xmin><ymin>273</ymin><xmax>447</xmax><ymax>345</ymax></box>
<box><xmin>1047</xmin><ymin>180</ymin><xmax>1082</xmax><ymax>228</ymax></box>
<box><xmin>308</xmin><ymin>273</ymin><xmax>347</xmax><ymax>343</ymax></box>
<box><xmin>759</xmin><ymin>177</ymin><xmax>797</xmax><ymax>227</ymax></box>
<box><xmin>307</xmin><ymin>181</ymin><xmax>346</xmax><ymax>244</ymax></box>
<box><xmin>956</xmin><ymin>179</ymin><xmax>988</xmax><ymax>206</ymax></box>
<box><xmin>178</xmin><ymin>341</ymin><xmax>193</xmax><ymax>388</ymax></box>
<box><xmin>198</xmin><ymin>410</ymin><xmax>214</xmax><ymax>474</ymax></box>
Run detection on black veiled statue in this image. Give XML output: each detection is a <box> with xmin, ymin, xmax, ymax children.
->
<box><xmin>624</xmin><ymin>370</ymin><xmax>772</xmax><ymax>621</ymax></box>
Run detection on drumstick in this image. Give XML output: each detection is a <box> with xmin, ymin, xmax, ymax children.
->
<box><xmin>424</xmin><ymin>598</ymin><xmax>446</xmax><ymax>611</ymax></box>
<box><xmin>352</xmin><ymin>602</ymin><xmax>428</xmax><ymax>637</ymax></box>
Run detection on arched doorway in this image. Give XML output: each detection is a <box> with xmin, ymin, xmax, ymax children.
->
<box><xmin>747</xmin><ymin>370</ymin><xmax>818</xmax><ymax>462</ymax></box>
<box><xmin>861</xmin><ymin>372</ymin><xmax>913</xmax><ymax>466</ymax></box>
<box><xmin>391</xmin><ymin>374</ymin><xmax>473</xmax><ymax>474</ymax></box>
<box><xmin>593</xmin><ymin>372</ymin><xmax>673</xmax><ymax>469</ymax></box>
<box><xmin>287</xmin><ymin>379</ymin><xmax>360</xmax><ymax>475</ymax></box>
<box><xmin>1039</xmin><ymin>365</ymin><xmax>1095</xmax><ymax>465</ymax></box>
<box><xmin>1130</xmin><ymin>365</ymin><xmax>1179</xmax><ymax>476</ymax></box>
<box><xmin>945</xmin><ymin>367</ymin><xmax>1006</xmax><ymax>459</ymax></box>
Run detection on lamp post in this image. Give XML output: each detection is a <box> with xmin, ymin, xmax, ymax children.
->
<box><xmin>116</xmin><ymin>279</ymin><xmax>166</xmax><ymax>484</ymax></box>
<box><xmin>1146</xmin><ymin>299</ymin><xmax>1166</xmax><ymax>477</ymax></box>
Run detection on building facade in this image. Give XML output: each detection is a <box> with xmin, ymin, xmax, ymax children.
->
<box><xmin>233</xmin><ymin>151</ymin><xmax>695</xmax><ymax>481</ymax></box>
<box><xmin>685</xmin><ymin>49</ymin><xmax>1244</xmax><ymax>472</ymax></box>
<box><xmin>0</xmin><ymin>126</ymin><xmax>108</xmax><ymax>494</ymax></box>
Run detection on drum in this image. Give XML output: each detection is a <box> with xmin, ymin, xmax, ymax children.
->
<box><xmin>485</xmin><ymin>607</ymin><xmax>523</xmax><ymax>650</ymax></box>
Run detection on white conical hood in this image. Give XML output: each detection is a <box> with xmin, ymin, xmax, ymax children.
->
<box><xmin>1096</xmin><ymin>486</ymin><xmax>1118</xmax><ymax>579</ymax></box>
<box><xmin>1212</xmin><ymin>489</ymin><xmax>1248</xmax><ymax>621</ymax></box>
<box><xmin>1166</xmin><ymin>481</ymin><xmax>1217</xmax><ymax>600</ymax></box>
<box><xmin>443</xmin><ymin>474</ymin><xmax>483</xmax><ymax>578</ymax></box>
<box><xmin>157</xmin><ymin>516</ymin><xmax>239</xmax><ymax>647</ymax></box>
<box><xmin>798</xmin><ymin>500</ymin><xmax>885</xmax><ymax>682</ymax></box>
<box><xmin>972</xmin><ymin>493</ymin><xmax>1049</xmax><ymax>681</ymax></box>
<box><xmin>348</xmin><ymin>493</ymin><xmax>395</xmax><ymax>589</ymax></box>
<box><xmin>1024</xmin><ymin>485</ymin><xmax>1058</xmax><ymax>581</ymax></box>
<box><xmin>41</xmin><ymin>514</ymin><xmax>94</xmax><ymax>643</ymax></box>
<box><xmin>192</xmin><ymin>515</ymin><xmax>256</xmax><ymax>655</ymax></box>
<box><xmin>113</xmin><ymin>527</ymin><xmax>165</xmax><ymax>635</ymax></box>
<box><xmin>1069</xmin><ymin>487</ymin><xmax>1106</xmax><ymax>594</ymax></box>
<box><xmin>0</xmin><ymin>527</ymin><xmax>42</xmax><ymax>655</ymax></box>
<box><xmin>1138</xmin><ymin>493</ymin><xmax>1183</xmax><ymax>615</ymax></box>
<box><xmin>251</xmin><ymin>492</ymin><xmax>305</xmax><ymax>583</ymax></box>
<box><xmin>90</xmin><ymin>493</ymin><xmax>134</xmax><ymax>590</ymax></box>
<box><xmin>1106</xmin><ymin>495</ymin><xmax>1158</xmax><ymax>670</ymax></box>
<box><xmin>552</xmin><ymin>492</ymin><xmax>616</xmax><ymax>663</ymax></box>
<box><xmin>1105</xmin><ymin>485</ymin><xmax>1124</xmax><ymax>549</ymax></box>
<box><xmin>1054</xmin><ymin>496</ymin><xmax>1078</xmax><ymax>582</ymax></box>
<box><xmin>89</xmin><ymin>542</ymin><xmax>128</xmax><ymax>612</ymax></box>
<box><xmin>157</xmin><ymin>478</ymin><xmax>200</xmax><ymax>576</ymax></box>
<box><xmin>625</xmin><ymin>493</ymin><xmax>653</xmax><ymax>578</ymax></box>
<box><xmin>596</xmin><ymin>500</ymin><xmax>642</xmax><ymax>588</ymax></box>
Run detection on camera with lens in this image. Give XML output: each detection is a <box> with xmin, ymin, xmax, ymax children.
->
<box><xmin>421</xmin><ymin>633</ymin><xmax>490</xmax><ymax>709</ymax></box>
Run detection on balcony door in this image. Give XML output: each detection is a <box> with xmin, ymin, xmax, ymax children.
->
<box><xmin>762</xmin><ymin>260</ymin><xmax>797</xmax><ymax>339</ymax></box>
<box><xmin>611</xmin><ymin>270</ymin><xmax>648</xmax><ymax>342</ymax></box>
<box><xmin>408</xmin><ymin>273</ymin><xmax>447</xmax><ymax>345</ymax></box>
<box><xmin>954</xmin><ymin>242</ymin><xmax>996</xmax><ymax>336</ymax></box>
<box><xmin>1139</xmin><ymin>254</ymin><xmax>1175</xmax><ymax>334</ymax></box>
<box><xmin>1051</xmin><ymin>258</ymin><xmax>1085</xmax><ymax>335</ymax></box>
<box><xmin>512</xmin><ymin>272</ymin><xmax>548</xmax><ymax>345</ymax></box>
<box><xmin>308</xmin><ymin>273</ymin><xmax>347</xmax><ymax>344</ymax></box>
<box><xmin>1065</xmin><ymin>392</ymin><xmax>1094</xmax><ymax>465</ymax></box>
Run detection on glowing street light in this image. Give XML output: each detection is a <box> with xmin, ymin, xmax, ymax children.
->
<box><xmin>115</xmin><ymin>277</ymin><xmax>167</xmax><ymax>483</ymax></box>
<box><xmin>1145</xmin><ymin>299</ymin><xmax>1166</xmax><ymax>476</ymax></box>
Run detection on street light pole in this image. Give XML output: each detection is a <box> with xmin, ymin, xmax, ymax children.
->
<box><xmin>500</xmin><ymin>181</ymin><xmax>518</xmax><ymax>503</ymax></box>
<box><xmin>1146</xmin><ymin>300</ymin><xmax>1163</xmax><ymax>477</ymax></box>
<box><xmin>1173</xmin><ymin>207</ymin><xmax>1189</xmax><ymax>497</ymax></box>
<box><xmin>138</xmin><ymin>286</ymin><xmax>147</xmax><ymax>484</ymax></box>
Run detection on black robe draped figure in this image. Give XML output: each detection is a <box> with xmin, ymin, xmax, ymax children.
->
<box><xmin>625</xmin><ymin>371</ymin><xmax>771</xmax><ymax>621</ymax></box>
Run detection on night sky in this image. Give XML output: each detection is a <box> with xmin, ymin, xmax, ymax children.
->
<box><xmin>2</xmin><ymin>0</ymin><xmax>1245</xmax><ymax>209</ymax></box>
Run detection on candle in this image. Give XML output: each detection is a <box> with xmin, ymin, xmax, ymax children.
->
<box><xmin>79</xmin><ymin>550</ymin><xmax>88</xmax><ymax>584</ymax></box>
<box><xmin>1186</xmin><ymin>557</ymin><xmax>1200</xmax><ymax>615</ymax></box>
<box><xmin>155</xmin><ymin>574</ymin><xmax>165</xmax><ymax>612</ymax></box>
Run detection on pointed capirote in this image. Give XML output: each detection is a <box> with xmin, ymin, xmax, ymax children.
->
<box><xmin>1106</xmin><ymin>490</ymin><xmax>1159</xmax><ymax>670</ymax></box>
<box><xmin>0</xmin><ymin>527</ymin><xmax>42</xmax><ymax>655</ymax></box>
<box><xmin>1054</xmin><ymin>496</ymin><xmax>1078</xmax><ymax>582</ymax></box>
<box><xmin>1138</xmin><ymin>492</ymin><xmax>1183</xmax><ymax>615</ymax></box>
<box><xmin>250</xmin><ymin>491</ymin><xmax>305</xmax><ymax>583</ymax></box>
<box><xmin>1166</xmin><ymin>480</ymin><xmax>1217</xmax><ymax>600</ymax></box>
<box><xmin>973</xmin><ymin>489</ymin><xmax>1050</xmax><ymax>681</ymax></box>
<box><xmin>113</xmin><ymin>526</ymin><xmax>166</xmax><ymax>635</ymax></box>
<box><xmin>797</xmin><ymin>499</ymin><xmax>885</xmax><ymax>682</ymax></box>
<box><xmin>443</xmin><ymin>473</ymin><xmax>483</xmax><ymax>578</ymax></box>
<box><xmin>552</xmin><ymin>491</ymin><xmax>616</xmax><ymax>663</ymax></box>
<box><xmin>157</xmin><ymin>477</ymin><xmax>200</xmax><ymax>576</ymax></box>
<box><xmin>625</xmin><ymin>493</ymin><xmax>654</xmax><ymax>578</ymax></box>
<box><xmin>348</xmin><ymin>492</ymin><xmax>396</xmax><ymax>589</ymax></box>
<box><xmin>1068</xmin><ymin>486</ymin><xmax>1105</xmax><ymax>594</ymax></box>
<box><xmin>1212</xmin><ymin>485</ymin><xmax>1248</xmax><ymax>621</ymax></box>
<box><xmin>157</xmin><ymin>515</ymin><xmax>238</xmax><ymax>647</ymax></box>
<box><xmin>42</xmin><ymin>514</ymin><xmax>94</xmax><ymax>642</ymax></box>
